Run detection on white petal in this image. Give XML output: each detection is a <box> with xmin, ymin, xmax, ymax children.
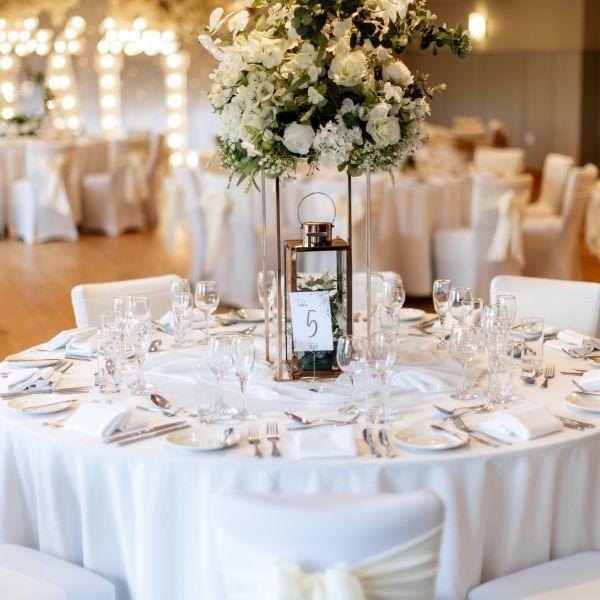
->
<box><xmin>209</xmin><ymin>7</ymin><xmax>225</xmax><ymax>32</ymax></box>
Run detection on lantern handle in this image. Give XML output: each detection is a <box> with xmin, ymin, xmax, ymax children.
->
<box><xmin>297</xmin><ymin>192</ymin><xmax>336</xmax><ymax>228</ymax></box>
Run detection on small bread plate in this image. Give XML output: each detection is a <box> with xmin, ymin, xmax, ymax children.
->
<box><xmin>394</xmin><ymin>425</ymin><xmax>468</xmax><ymax>451</ymax></box>
<box><xmin>5</xmin><ymin>353</ymin><xmax>63</xmax><ymax>368</ymax></box>
<box><xmin>166</xmin><ymin>428</ymin><xmax>240</xmax><ymax>452</ymax></box>
<box><xmin>395</xmin><ymin>308</ymin><xmax>426</xmax><ymax>322</ymax></box>
<box><xmin>6</xmin><ymin>397</ymin><xmax>76</xmax><ymax>415</ymax></box>
<box><xmin>565</xmin><ymin>393</ymin><xmax>600</xmax><ymax>414</ymax></box>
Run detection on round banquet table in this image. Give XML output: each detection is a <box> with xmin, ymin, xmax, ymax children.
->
<box><xmin>0</xmin><ymin>325</ymin><xmax>599</xmax><ymax>600</ymax></box>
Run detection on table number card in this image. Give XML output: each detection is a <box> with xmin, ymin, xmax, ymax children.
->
<box><xmin>289</xmin><ymin>291</ymin><xmax>334</xmax><ymax>352</ymax></box>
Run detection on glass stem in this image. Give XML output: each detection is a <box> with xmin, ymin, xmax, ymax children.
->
<box><xmin>206</xmin><ymin>311</ymin><xmax>210</xmax><ymax>340</ymax></box>
<box><xmin>440</xmin><ymin>315</ymin><xmax>446</xmax><ymax>341</ymax></box>
<box><xmin>240</xmin><ymin>376</ymin><xmax>248</xmax><ymax>413</ymax></box>
<box><xmin>460</xmin><ymin>363</ymin><xmax>467</xmax><ymax>396</ymax></box>
<box><xmin>217</xmin><ymin>375</ymin><xmax>224</xmax><ymax>413</ymax></box>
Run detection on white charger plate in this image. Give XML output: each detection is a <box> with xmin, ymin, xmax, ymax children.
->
<box><xmin>6</xmin><ymin>398</ymin><xmax>76</xmax><ymax>415</ymax></box>
<box><xmin>564</xmin><ymin>393</ymin><xmax>600</xmax><ymax>413</ymax></box>
<box><xmin>396</xmin><ymin>308</ymin><xmax>426</xmax><ymax>322</ymax></box>
<box><xmin>166</xmin><ymin>428</ymin><xmax>240</xmax><ymax>452</ymax></box>
<box><xmin>394</xmin><ymin>425</ymin><xmax>467</xmax><ymax>451</ymax></box>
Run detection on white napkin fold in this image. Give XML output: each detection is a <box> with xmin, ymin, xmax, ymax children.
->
<box><xmin>557</xmin><ymin>329</ymin><xmax>590</xmax><ymax>346</ymax></box>
<box><xmin>479</xmin><ymin>404</ymin><xmax>561</xmax><ymax>441</ymax></box>
<box><xmin>290</xmin><ymin>425</ymin><xmax>357</xmax><ymax>459</ymax></box>
<box><xmin>46</xmin><ymin>327</ymin><xmax>97</xmax><ymax>351</ymax></box>
<box><xmin>64</xmin><ymin>403</ymin><xmax>131</xmax><ymax>438</ymax></box>
<box><xmin>4</xmin><ymin>367</ymin><xmax>62</xmax><ymax>393</ymax></box>
<box><xmin>157</xmin><ymin>309</ymin><xmax>206</xmax><ymax>331</ymax></box>
<box><xmin>578</xmin><ymin>370</ymin><xmax>600</xmax><ymax>392</ymax></box>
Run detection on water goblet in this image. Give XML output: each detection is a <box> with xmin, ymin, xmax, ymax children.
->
<box><xmin>449</xmin><ymin>324</ymin><xmax>479</xmax><ymax>401</ymax></box>
<box><xmin>208</xmin><ymin>334</ymin><xmax>235</xmax><ymax>416</ymax></box>
<box><xmin>381</xmin><ymin>277</ymin><xmax>406</xmax><ymax>340</ymax></box>
<box><xmin>97</xmin><ymin>312</ymin><xmax>122</xmax><ymax>399</ymax></box>
<box><xmin>127</xmin><ymin>313</ymin><xmax>152</xmax><ymax>395</ymax></box>
<box><xmin>336</xmin><ymin>335</ymin><xmax>367</xmax><ymax>412</ymax></box>
<box><xmin>233</xmin><ymin>334</ymin><xmax>257</xmax><ymax>420</ymax></box>
<box><xmin>171</xmin><ymin>291</ymin><xmax>191</xmax><ymax>349</ymax></box>
<box><xmin>195</xmin><ymin>281</ymin><xmax>220</xmax><ymax>344</ymax></box>
<box><xmin>432</xmin><ymin>279</ymin><xmax>452</xmax><ymax>349</ymax></box>
<box><xmin>497</xmin><ymin>294</ymin><xmax>517</xmax><ymax>327</ymax></box>
<box><xmin>372</xmin><ymin>331</ymin><xmax>397</xmax><ymax>421</ymax></box>
<box><xmin>449</xmin><ymin>287</ymin><xmax>473</xmax><ymax>324</ymax></box>
<box><xmin>170</xmin><ymin>278</ymin><xmax>190</xmax><ymax>300</ymax></box>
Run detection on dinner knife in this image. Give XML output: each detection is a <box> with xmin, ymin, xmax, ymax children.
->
<box><xmin>102</xmin><ymin>421</ymin><xmax>189</xmax><ymax>444</ymax></box>
<box><xmin>22</xmin><ymin>398</ymin><xmax>78</xmax><ymax>412</ymax></box>
<box><xmin>117</xmin><ymin>423</ymin><xmax>191</xmax><ymax>447</ymax></box>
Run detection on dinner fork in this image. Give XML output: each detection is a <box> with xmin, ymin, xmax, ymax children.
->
<box><xmin>248</xmin><ymin>426</ymin><xmax>263</xmax><ymax>459</ymax></box>
<box><xmin>540</xmin><ymin>364</ymin><xmax>555</xmax><ymax>388</ymax></box>
<box><xmin>451</xmin><ymin>415</ymin><xmax>509</xmax><ymax>447</ymax></box>
<box><xmin>266</xmin><ymin>422</ymin><xmax>281</xmax><ymax>457</ymax></box>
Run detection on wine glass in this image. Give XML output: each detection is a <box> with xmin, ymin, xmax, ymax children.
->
<box><xmin>257</xmin><ymin>270</ymin><xmax>276</xmax><ymax>336</ymax></box>
<box><xmin>432</xmin><ymin>279</ymin><xmax>452</xmax><ymax>349</ymax></box>
<box><xmin>372</xmin><ymin>331</ymin><xmax>397</xmax><ymax>422</ymax></box>
<box><xmin>382</xmin><ymin>277</ymin><xmax>406</xmax><ymax>338</ymax></box>
<box><xmin>497</xmin><ymin>294</ymin><xmax>518</xmax><ymax>397</ymax></box>
<box><xmin>171</xmin><ymin>291</ymin><xmax>191</xmax><ymax>348</ymax></box>
<box><xmin>497</xmin><ymin>295</ymin><xmax>517</xmax><ymax>327</ymax></box>
<box><xmin>336</xmin><ymin>335</ymin><xmax>367</xmax><ymax>412</ymax></box>
<box><xmin>371</xmin><ymin>273</ymin><xmax>385</xmax><ymax>327</ymax></box>
<box><xmin>449</xmin><ymin>287</ymin><xmax>473</xmax><ymax>324</ymax></box>
<box><xmin>127</xmin><ymin>296</ymin><xmax>151</xmax><ymax>318</ymax></box>
<box><xmin>208</xmin><ymin>334</ymin><xmax>234</xmax><ymax>416</ymax></box>
<box><xmin>449</xmin><ymin>324</ymin><xmax>479</xmax><ymax>400</ymax></box>
<box><xmin>233</xmin><ymin>334</ymin><xmax>257</xmax><ymax>420</ymax></box>
<box><xmin>127</xmin><ymin>313</ymin><xmax>152</xmax><ymax>395</ymax></box>
<box><xmin>170</xmin><ymin>278</ymin><xmax>190</xmax><ymax>300</ymax></box>
<box><xmin>195</xmin><ymin>281</ymin><xmax>220</xmax><ymax>343</ymax></box>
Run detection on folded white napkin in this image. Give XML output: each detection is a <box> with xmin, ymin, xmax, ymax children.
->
<box><xmin>4</xmin><ymin>367</ymin><xmax>62</xmax><ymax>393</ymax></box>
<box><xmin>157</xmin><ymin>309</ymin><xmax>205</xmax><ymax>331</ymax></box>
<box><xmin>290</xmin><ymin>425</ymin><xmax>357</xmax><ymax>459</ymax></box>
<box><xmin>557</xmin><ymin>329</ymin><xmax>590</xmax><ymax>346</ymax></box>
<box><xmin>47</xmin><ymin>327</ymin><xmax>97</xmax><ymax>351</ymax></box>
<box><xmin>64</xmin><ymin>403</ymin><xmax>131</xmax><ymax>438</ymax></box>
<box><xmin>479</xmin><ymin>404</ymin><xmax>561</xmax><ymax>441</ymax></box>
<box><xmin>578</xmin><ymin>370</ymin><xmax>600</xmax><ymax>392</ymax></box>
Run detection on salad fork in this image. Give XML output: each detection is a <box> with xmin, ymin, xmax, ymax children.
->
<box><xmin>451</xmin><ymin>415</ymin><xmax>509</xmax><ymax>447</ymax></box>
<box><xmin>248</xmin><ymin>427</ymin><xmax>263</xmax><ymax>459</ymax></box>
<box><xmin>266</xmin><ymin>422</ymin><xmax>281</xmax><ymax>457</ymax></box>
<box><xmin>540</xmin><ymin>364</ymin><xmax>555</xmax><ymax>388</ymax></box>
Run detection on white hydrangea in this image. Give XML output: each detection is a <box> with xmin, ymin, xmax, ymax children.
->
<box><xmin>313</xmin><ymin>121</ymin><xmax>363</xmax><ymax>167</ymax></box>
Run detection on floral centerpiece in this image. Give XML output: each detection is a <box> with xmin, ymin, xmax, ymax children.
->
<box><xmin>200</xmin><ymin>0</ymin><xmax>470</xmax><ymax>184</ymax></box>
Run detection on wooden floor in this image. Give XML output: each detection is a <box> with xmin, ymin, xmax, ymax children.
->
<box><xmin>1</xmin><ymin>229</ymin><xmax>599</xmax><ymax>356</ymax></box>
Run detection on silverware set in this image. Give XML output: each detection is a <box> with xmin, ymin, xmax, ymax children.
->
<box><xmin>1</xmin><ymin>386</ymin><xmax>92</xmax><ymax>400</ymax></box>
<box><xmin>449</xmin><ymin>415</ymin><xmax>510</xmax><ymax>447</ymax></box>
<box><xmin>248</xmin><ymin>422</ymin><xmax>281</xmax><ymax>458</ymax></box>
<box><xmin>362</xmin><ymin>427</ymin><xmax>395</xmax><ymax>458</ymax></box>
<box><xmin>284</xmin><ymin>411</ymin><xmax>358</xmax><ymax>429</ymax></box>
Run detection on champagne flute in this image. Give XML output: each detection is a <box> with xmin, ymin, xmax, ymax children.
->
<box><xmin>432</xmin><ymin>279</ymin><xmax>451</xmax><ymax>349</ymax></box>
<box><xmin>195</xmin><ymin>280</ymin><xmax>220</xmax><ymax>343</ymax></box>
<box><xmin>381</xmin><ymin>277</ymin><xmax>406</xmax><ymax>339</ymax></box>
<box><xmin>233</xmin><ymin>334</ymin><xmax>257</xmax><ymax>420</ymax></box>
<box><xmin>372</xmin><ymin>331</ymin><xmax>397</xmax><ymax>422</ymax></box>
<box><xmin>127</xmin><ymin>313</ymin><xmax>152</xmax><ymax>395</ymax></box>
<box><xmin>171</xmin><ymin>291</ymin><xmax>191</xmax><ymax>348</ymax></box>
<box><xmin>208</xmin><ymin>334</ymin><xmax>234</xmax><ymax>416</ymax></box>
<box><xmin>449</xmin><ymin>324</ymin><xmax>479</xmax><ymax>400</ymax></box>
<box><xmin>257</xmin><ymin>270</ymin><xmax>276</xmax><ymax>336</ymax></box>
<box><xmin>336</xmin><ymin>335</ymin><xmax>367</xmax><ymax>412</ymax></box>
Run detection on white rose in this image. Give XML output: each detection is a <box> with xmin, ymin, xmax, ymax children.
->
<box><xmin>218</xmin><ymin>55</ymin><xmax>244</xmax><ymax>87</ymax></box>
<box><xmin>366</xmin><ymin>116</ymin><xmax>401</xmax><ymax>147</ymax></box>
<box><xmin>282</xmin><ymin>122</ymin><xmax>315</xmax><ymax>155</ymax></box>
<box><xmin>382</xmin><ymin>60</ymin><xmax>414</xmax><ymax>87</ymax></box>
<box><xmin>328</xmin><ymin>50</ymin><xmax>368</xmax><ymax>87</ymax></box>
<box><xmin>262</xmin><ymin>45</ymin><xmax>284</xmax><ymax>69</ymax></box>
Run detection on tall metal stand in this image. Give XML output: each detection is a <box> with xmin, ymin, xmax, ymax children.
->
<box><xmin>260</xmin><ymin>172</ymin><xmax>270</xmax><ymax>363</ymax></box>
<box><xmin>274</xmin><ymin>177</ymin><xmax>284</xmax><ymax>380</ymax></box>
<box><xmin>366</xmin><ymin>165</ymin><xmax>372</xmax><ymax>359</ymax></box>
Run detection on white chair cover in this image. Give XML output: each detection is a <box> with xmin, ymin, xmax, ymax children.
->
<box><xmin>11</xmin><ymin>141</ymin><xmax>78</xmax><ymax>244</ymax></box>
<box><xmin>525</xmin><ymin>153</ymin><xmax>574</xmax><ymax>217</ymax></box>
<box><xmin>0</xmin><ymin>544</ymin><xmax>115</xmax><ymax>600</ymax></box>
<box><xmin>213</xmin><ymin>491</ymin><xmax>444</xmax><ymax>600</ymax></box>
<box><xmin>70</xmin><ymin>274</ymin><xmax>180</xmax><ymax>327</ymax></box>
<box><xmin>490</xmin><ymin>275</ymin><xmax>600</xmax><ymax>337</ymax></box>
<box><xmin>585</xmin><ymin>181</ymin><xmax>600</xmax><ymax>259</ymax></box>
<box><xmin>144</xmin><ymin>133</ymin><xmax>167</xmax><ymax>227</ymax></box>
<box><xmin>522</xmin><ymin>164</ymin><xmax>598</xmax><ymax>280</ymax></box>
<box><xmin>163</xmin><ymin>172</ymin><xmax>187</xmax><ymax>251</ymax></box>
<box><xmin>473</xmin><ymin>147</ymin><xmax>525</xmax><ymax>177</ymax></box>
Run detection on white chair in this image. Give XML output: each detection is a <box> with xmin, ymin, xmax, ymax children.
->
<box><xmin>70</xmin><ymin>274</ymin><xmax>180</xmax><ymax>327</ymax></box>
<box><xmin>80</xmin><ymin>138</ymin><xmax>148</xmax><ymax>237</ymax></box>
<box><xmin>473</xmin><ymin>147</ymin><xmax>526</xmax><ymax>177</ymax></box>
<box><xmin>213</xmin><ymin>491</ymin><xmax>444</xmax><ymax>600</ymax></box>
<box><xmin>433</xmin><ymin>173</ymin><xmax>533</xmax><ymax>302</ymax></box>
<box><xmin>11</xmin><ymin>141</ymin><xmax>78</xmax><ymax>244</ymax></box>
<box><xmin>490</xmin><ymin>275</ymin><xmax>600</xmax><ymax>336</ymax></box>
<box><xmin>468</xmin><ymin>551</ymin><xmax>600</xmax><ymax>600</ymax></box>
<box><xmin>0</xmin><ymin>544</ymin><xmax>115</xmax><ymax>600</ymax></box>
<box><xmin>143</xmin><ymin>133</ymin><xmax>167</xmax><ymax>228</ymax></box>
<box><xmin>525</xmin><ymin>153</ymin><xmax>574</xmax><ymax>217</ymax></box>
<box><xmin>522</xmin><ymin>163</ymin><xmax>598</xmax><ymax>280</ymax></box>
<box><xmin>585</xmin><ymin>181</ymin><xmax>600</xmax><ymax>259</ymax></box>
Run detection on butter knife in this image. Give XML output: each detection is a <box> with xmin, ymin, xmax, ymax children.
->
<box><xmin>104</xmin><ymin>420</ymin><xmax>187</xmax><ymax>444</ymax></box>
<box><xmin>117</xmin><ymin>423</ymin><xmax>191</xmax><ymax>447</ymax></box>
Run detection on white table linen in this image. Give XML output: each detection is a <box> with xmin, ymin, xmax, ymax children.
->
<box><xmin>0</xmin><ymin>324</ymin><xmax>599</xmax><ymax>600</ymax></box>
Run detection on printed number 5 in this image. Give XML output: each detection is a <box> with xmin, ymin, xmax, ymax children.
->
<box><xmin>307</xmin><ymin>309</ymin><xmax>318</xmax><ymax>338</ymax></box>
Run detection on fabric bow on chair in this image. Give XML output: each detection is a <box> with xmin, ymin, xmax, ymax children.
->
<box><xmin>121</xmin><ymin>152</ymin><xmax>149</xmax><ymax>204</ymax></box>
<box><xmin>37</xmin><ymin>154</ymin><xmax>72</xmax><ymax>217</ymax></box>
<box><xmin>199</xmin><ymin>188</ymin><xmax>232</xmax><ymax>275</ymax></box>
<box><xmin>486</xmin><ymin>190</ymin><xmax>525</xmax><ymax>266</ymax></box>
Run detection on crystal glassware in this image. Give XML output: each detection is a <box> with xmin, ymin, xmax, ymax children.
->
<box><xmin>195</xmin><ymin>280</ymin><xmax>220</xmax><ymax>344</ymax></box>
<box><xmin>336</xmin><ymin>334</ymin><xmax>367</xmax><ymax>412</ymax></box>
<box><xmin>257</xmin><ymin>270</ymin><xmax>276</xmax><ymax>336</ymax></box>
<box><xmin>449</xmin><ymin>287</ymin><xmax>473</xmax><ymax>324</ymax></box>
<box><xmin>432</xmin><ymin>279</ymin><xmax>452</xmax><ymax>349</ymax></box>
<box><xmin>497</xmin><ymin>294</ymin><xmax>517</xmax><ymax>326</ymax></box>
<box><xmin>371</xmin><ymin>331</ymin><xmax>397</xmax><ymax>422</ymax></box>
<box><xmin>171</xmin><ymin>291</ymin><xmax>191</xmax><ymax>349</ymax></box>
<box><xmin>233</xmin><ymin>334</ymin><xmax>257</xmax><ymax>420</ymax></box>
<box><xmin>381</xmin><ymin>277</ymin><xmax>406</xmax><ymax>339</ymax></box>
<box><xmin>97</xmin><ymin>312</ymin><xmax>122</xmax><ymax>398</ymax></box>
<box><xmin>449</xmin><ymin>324</ymin><xmax>479</xmax><ymax>400</ymax></box>
<box><xmin>126</xmin><ymin>313</ymin><xmax>152</xmax><ymax>395</ymax></box>
<box><xmin>208</xmin><ymin>334</ymin><xmax>235</xmax><ymax>416</ymax></box>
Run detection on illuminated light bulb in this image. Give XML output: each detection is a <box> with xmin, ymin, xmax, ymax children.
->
<box><xmin>167</xmin><ymin>133</ymin><xmax>183</xmax><ymax>149</ymax></box>
<box><xmin>70</xmin><ymin>16</ymin><xmax>85</xmax><ymax>31</ymax></box>
<box><xmin>145</xmin><ymin>44</ymin><xmax>159</xmax><ymax>56</ymax></box>
<box><xmin>117</xmin><ymin>29</ymin><xmax>129</xmax><ymax>43</ymax></box>
<box><xmin>161</xmin><ymin>42</ymin><xmax>178</xmax><ymax>56</ymax></box>
<box><xmin>106</xmin><ymin>30</ymin><xmax>118</xmax><ymax>42</ymax></box>
<box><xmin>54</xmin><ymin>40</ymin><xmax>67</xmax><ymax>53</ymax></box>
<box><xmin>14</xmin><ymin>44</ymin><xmax>27</xmax><ymax>56</ymax></box>
<box><xmin>59</xmin><ymin>75</ymin><xmax>70</xmax><ymax>89</ymax></box>
<box><xmin>53</xmin><ymin>54</ymin><xmax>66</xmax><ymax>69</ymax></box>
<box><xmin>25</xmin><ymin>40</ymin><xmax>36</xmax><ymax>53</ymax></box>
<box><xmin>19</xmin><ymin>30</ymin><xmax>30</xmax><ymax>42</ymax></box>
<box><xmin>0</xmin><ymin>81</ymin><xmax>14</xmax><ymax>94</ymax></box>
<box><xmin>102</xmin><ymin>17</ymin><xmax>116</xmax><ymax>31</ymax></box>
<box><xmin>101</xmin><ymin>94</ymin><xmax>116</xmax><ymax>109</ymax></box>
<box><xmin>124</xmin><ymin>42</ymin><xmax>140</xmax><ymax>56</ymax></box>
<box><xmin>162</xmin><ymin>30</ymin><xmax>176</xmax><ymax>42</ymax></box>
<box><xmin>65</xmin><ymin>28</ymin><xmax>78</xmax><ymax>41</ymax></box>
<box><xmin>186</xmin><ymin>152</ymin><xmax>199</xmax><ymax>168</ymax></box>
<box><xmin>166</xmin><ymin>53</ymin><xmax>182</xmax><ymax>69</ymax></box>
<box><xmin>0</xmin><ymin>42</ymin><xmax>11</xmax><ymax>54</ymax></box>
<box><xmin>48</xmin><ymin>75</ymin><xmax>60</xmax><ymax>88</ymax></box>
<box><xmin>67</xmin><ymin>40</ymin><xmax>81</xmax><ymax>54</ymax></box>
<box><xmin>102</xmin><ymin>115</ymin><xmax>117</xmax><ymax>129</ymax></box>
<box><xmin>101</xmin><ymin>74</ymin><xmax>116</xmax><ymax>89</ymax></box>
<box><xmin>36</xmin><ymin>29</ymin><xmax>51</xmax><ymax>42</ymax></box>
<box><xmin>0</xmin><ymin>20</ymin><xmax>6</xmax><ymax>30</ymax></box>
<box><xmin>169</xmin><ymin>152</ymin><xmax>183</xmax><ymax>167</ymax></box>
<box><xmin>100</xmin><ymin>54</ymin><xmax>115</xmax><ymax>69</ymax></box>
<box><xmin>128</xmin><ymin>30</ymin><xmax>140</xmax><ymax>41</ymax></box>
<box><xmin>167</xmin><ymin>113</ymin><xmax>183</xmax><ymax>128</ymax></box>
<box><xmin>36</xmin><ymin>44</ymin><xmax>50</xmax><ymax>55</ymax></box>
<box><xmin>0</xmin><ymin>56</ymin><xmax>13</xmax><ymax>69</ymax></box>
<box><xmin>166</xmin><ymin>73</ymin><xmax>183</xmax><ymax>88</ymax></box>
<box><xmin>62</xmin><ymin>95</ymin><xmax>75</xmax><ymax>110</ymax></box>
<box><xmin>167</xmin><ymin>93</ymin><xmax>182</xmax><ymax>108</ymax></box>
<box><xmin>0</xmin><ymin>32</ymin><xmax>5</xmax><ymax>42</ymax></box>
<box><xmin>109</xmin><ymin>41</ymin><xmax>123</xmax><ymax>54</ymax></box>
<box><xmin>23</xmin><ymin>17</ymin><xmax>38</xmax><ymax>31</ymax></box>
<box><xmin>97</xmin><ymin>40</ymin><xmax>109</xmax><ymax>54</ymax></box>
<box><xmin>7</xmin><ymin>31</ymin><xmax>19</xmax><ymax>43</ymax></box>
<box><xmin>1</xmin><ymin>107</ymin><xmax>15</xmax><ymax>119</ymax></box>
<box><xmin>133</xmin><ymin>17</ymin><xmax>146</xmax><ymax>30</ymax></box>
<box><xmin>67</xmin><ymin>116</ymin><xmax>79</xmax><ymax>129</ymax></box>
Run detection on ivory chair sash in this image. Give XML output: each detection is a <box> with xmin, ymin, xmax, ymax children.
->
<box><xmin>433</xmin><ymin>173</ymin><xmax>532</xmax><ymax>302</ymax></box>
<box><xmin>473</xmin><ymin>147</ymin><xmax>526</xmax><ymax>177</ymax></box>
<box><xmin>585</xmin><ymin>181</ymin><xmax>600</xmax><ymax>259</ymax></box>
<box><xmin>490</xmin><ymin>275</ymin><xmax>600</xmax><ymax>337</ymax></box>
<box><xmin>525</xmin><ymin>153</ymin><xmax>574</xmax><ymax>217</ymax></box>
<box><xmin>213</xmin><ymin>491</ymin><xmax>444</xmax><ymax>600</ymax></box>
<box><xmin>522</xmin><ymin>164</ymin><xmax>598</xmax><ymax>280</ymax></box>
<box><xmin>70</xmin><ymin>274</ymin><xmax>180</xmax><ymax>327</ymax></box>
<box><xmin>11</xmin><ymin>141</ymin><xmax>78</xmax><ymax>244</ymax></box>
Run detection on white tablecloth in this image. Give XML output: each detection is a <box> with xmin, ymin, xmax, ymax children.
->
<box><xmin>0</xmin><ymin>327</ymin><xmax>598</xmax><ymax>600</ymax></box>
